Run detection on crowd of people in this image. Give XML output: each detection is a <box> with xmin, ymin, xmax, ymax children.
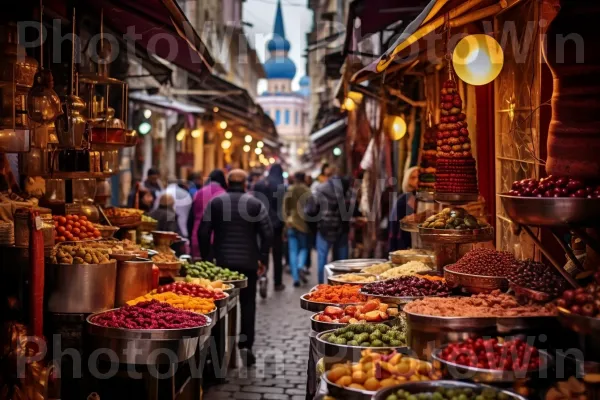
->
<box><xmin>128</xmin><ymin>163</ymin><xmax>418</xmax><ymax>366</ymax></box>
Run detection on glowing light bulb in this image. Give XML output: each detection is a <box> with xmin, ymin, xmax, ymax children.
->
<box><xmin>255</xmin><ymin>148</ymin><xmax>262</xmax><ymax>155</ymax></box>
<box><xmin>333</xmin><ymin>147</ymin><xmax>342</xmax><ymax>156</ymax></box>
<box><xmin>343</xmin><ymin>97</ymin><xmax>355</xmax><ymax>111</ymax></box>
<box><xmin>245</xmin><ymin>135</ymin><xmax>253</xmax><ymax>143</ymax></box>
<box><xmin>257</xmin><ymin>141</ymin><xmax>264</xmax><ymax>148</ymax></box>
<box><xmin>225</xmin><ymin>131</ymin><xmax>233</xmax><ymax>139</ymax></box>
<box><xmin>191</xmin><ymin>129</ymin><xmax>201</xmax><ymax>138</ymax></box>
<box><xmin>389</xmin><ymin>116</ymin><xmax>407</xmax><ymax>141</ymax></box>
<box><xmin>143</xmin><ymin>109</ymin><xmax>152</xmax><ymax>119</ymax></box>
<box><xmin>219</xmin><ymin>121</ymin><xmax>228</xmax><ymax>129</ymax></box>
<box><xmin>176</xmin><ymin>128</ymin><xmax>186</xmax><ymax>141</ymax></box>
<box><xmin>139</xmin><ymin>122</ymin><xmax>152</xmax><ymax>135</ymax></box>
<box><xmin>243</xmin><ymin>144</ymin><xmax>251</xmax><ymax>152</ymax></box>
<box><xmin>269</xmin><ymin>157</ymin><xmax>275</xmax><ymax>164</ymax></box>
<box><xmin>452</xmin><ymin>34</ymin><xmax>504</xmax><ymax>86</ymax></box>
<box><xmin>213</xmin><ymin>106</ymin><xmax>219</xmax><ymax>113</ymax></box>
<box><xmin>221</xmin><ymin>140</ymin><xmax>231</xmax><ymax>150</ymax></box>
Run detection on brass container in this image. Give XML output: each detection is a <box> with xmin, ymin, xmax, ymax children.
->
<box><xmin>55</xmin><ymin>94</ymin><xmax>87</xmax><ymax>148</ymax></box>
<box><xmin>114</xmin><ymin>257</ymin><xmax>153</xmax><ymax>306</ymax></box>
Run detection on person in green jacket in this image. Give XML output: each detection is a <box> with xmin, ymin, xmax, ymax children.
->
<box><xmin>283</xmin><ymin>171</ymin><xmax>311</xmax><ymax>287</ymax></box>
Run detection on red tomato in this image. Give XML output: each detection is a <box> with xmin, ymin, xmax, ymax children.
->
<box><xmin>93</xmin><ymin>229</ymin><xmax>101</xmax><ymax>237</ymax></box>
<box><xmin>57</xmin><ymin>236</ymin><xmax>65</xmax><ymax>242</ymax></box>
<box><xmin>65</xmin><ymin>224</ymin><xmax>73</xmax><ymax>231</ymax></box>
<box><xmin>80</xmin><ymin>226</ymin><xmax>87</xmax><ymax>233</ymax></box>
<box><xmin>65</xmin><ymin>233</ymin><xmax>74</xmax><ymax>241</ymax></box>
<box><xmin>57</xmin><ymin>226</ymin><xmax>66</xmax><ymax>234</ymax></box>
<box><xmin>80</xmin><ymin>233</ymin><xmax>87</xmax><ymax>239</ymax></box>
<box><xmin>80</xmin><ymin>216</ymin><xmax>87</xmax><ymax>221</ymax></box>
<box><xmin>72</xmin><ymin>227</ymin><xmax>80</xmax><ymax>235</ymax></box>
<box><xmin>58</xmin><ymin>216</ymin><xmax>67</xmax><ymax>224</ymax></box>
<box><xmin>73</xmin><ymin>222</ymin><xmax>81</xmax><ymax>228</ymax></box>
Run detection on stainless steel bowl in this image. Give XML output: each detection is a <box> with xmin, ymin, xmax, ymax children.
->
<box><xmin>309</xmin><ymin>313</ymin><xmax>396</xmax><ymax>333</ymax></box>
<box><xmin>47</xmin><ymin>260</ymin><xmax>117</xmax><ymax>314</ymax></box>
<box><xmin>316</xmin><ymin>328</ymin><xmax>409</xmax><ymax>363</ymax></box>
<box><xmin>327</xmin><ymin>259</ymin><xmax>388</xmax><ymax>274</ymax></box>
<box><xmin>444</xmin><ymin>266</ymin><xmax>508</xmax><ymax>294</ymax></box>
<box><xmin>328</xmin><ymin>273</ymin><xmax>381</xmax><ymax>286</ymax></box>
<box><xmin>373</xmin><ymin>380</ymin><xmax>528</xmax><ymax>400</ymax></box>
<box><xmin>86</xmin><ymin>312</ymin><xmax>212</xmax><ymax>365</ymax></box>
<box><xmin>431</xmin><ymin>344</ymin><xmax>553</xmax><ymax>383</ymax></box>
<box><xmin>419</xmin><ymin>226</ymin><xmax>494</xmax><ymax>244</ymax></box>
<box><xmin>500</xmin><ymin>194</ymin><xmax>600</xmax><ymax>227</ymax></box>
<box><xmin>322</xmin><ymin>374</ymin><xmax>374</xmax><ymax>400</ymax></box>
<box><xmin>222</xmin><ymin>278</ymin><xmax>248</xmax><ymax>289</ymax></box>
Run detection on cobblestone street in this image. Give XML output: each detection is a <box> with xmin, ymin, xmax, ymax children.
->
<box><xmin>204</xmin><ymin>262</ymin><xmax>318</xmax><ymax>399</ymax></box>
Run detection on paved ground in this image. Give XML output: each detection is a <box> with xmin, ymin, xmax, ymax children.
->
<box><xmin>204</xmin><ymin>258</ymin><xmax>318</xmax><ymax>399</ymax></box>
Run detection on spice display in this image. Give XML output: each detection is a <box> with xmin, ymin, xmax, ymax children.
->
<box><xmin>153</xmin><ymin>252</ymin><xmax>179</xmax><ymax>263</ymax></box>
<box><xmin>556</xmin><ymin>277</ymin><xmax>600</xmax><ymax>317</ymax></box>
<box><xmin>53</xmin><ymin>215</ymin><xmax>101</xmax><ymax>242</ymax></box>
<box><xmin>380</xmin><ymin>261</ymin><xmax>431</xmax><ymax>278</ymax></box>
<box><xmin>418</xmin><ymin>125</ymin><xmax>437</xmax><ymax>191</ymax></box>
<box><xmin>363</xmin><ymin>262</ymin><xmax>393</xmax><ymax>275</ymax></box>
<box><xmin>182</xmin><ymin>261</ymin><xmax>246</xmax><ymax>281</ymax></box>
<box><xmin>363</xmin><ymin>276</ymin><xmax>451</xmax><ymax>297</ymax></box>
<box><xmin>332</xmin><ymin>273</ymin><xmax>378</xmax><ymax>283</ymax></box>
<box><xmin>305</xmin><ymin>284</ymin><xmax>367</xmax><ymax>304</ymax></box>
<box><xmin>91</xmin><ymin>300</ymin><xmax>209</xmax><ymax>329</ymax></box>
<box><xmin>313</xmin><ymin>300</ymin><xmax>397</xmax><ymax>323</ymax></box>
<box><xmin>546</xmin><ymin>377</ymin><xmax>588</xmax><ymax>400</ymax></box>
<box><xmin>509</xmin><ymin>175</ymin><xmax>600</xmax><ymax>198</ymax></box>
<box><xmin>420</xmin><ymin>208</ymin><xmax>488</xmax><ymax>230</ymax></box>
<box><xmin>386</xmin><ymin>387</ymin><xmax>512</xmax><ymax>400</ymax></box>
<box><xmin>439</xmin><ymin>337</ymin><xmax>542</xmax><ymax>372</ymax></box>
<box><xmin>50</xmin><ymin>244</ymin><xmax>111</xmax><ymax>264</ymax></box>
<box><xmin>420</xmin><ymin>275</ymin><xmax>446</xmax><ymax>282</ymax></box>
<box><xmin>322</xmin><ymin>322</ymin><xmax>407</xmax><ymax>348</ymax></box>
<box><xmin>326</xmin><ymin>349</ymin><xmax>438</xmax><ymax>392</ymax></box>
<box><xmin>508</xmin><ymin>260</ymin><xmax>568</xmax><ymax>297</ymax></box>
<box><xmin>126</xmin><ymin>292</ymin><xmax>215</xmax><ymax>314</ymax></box>
<box><xmin>447</xmin><ymin>248</ymin><xmax>518</xmax><ymax>277</ymax></box>
<box><xmin>157</xmin><ymin>282</ymin><xmax>226</xmax><ymax>300</ymax></box>
<box><xmin>435</xmin><ymin>79</ymin><xmax>478</xmax><ymax>194</ymax></box>
<box><xmin>404</xmin><ymin>291</ymin><xmax>556</xmax><ymax>317</ymax></box>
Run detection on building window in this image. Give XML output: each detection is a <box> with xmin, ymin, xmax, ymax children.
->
<box><xmin>295</xmin><ymin>110</ymin><xmax>299</xmax><ymax>125</ymax></box>
<box><xmin>275</xmin><ymin>109</ymin><xmax>281</xmax><ymax>126</ymax></box>
<box><xmin>285</xmin><ymin>109</ymin><xmax>290</xmax><ymax>125</ymax></box>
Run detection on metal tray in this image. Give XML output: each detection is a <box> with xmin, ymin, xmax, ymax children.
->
<box><xmin>444</xmin><ymin>266</ymin><xmax>508</xmax><ymax>294</ymax></box>
<box><xmin>419</xmin><ymin>226</ymin><xmax>494</xmax><ymax>244</ymax></box>
<box><xmin>322</xmin><ymin>375</ymin><xmax>374</xmax><ymax>400</ymax></box>
<box><xmin>315</xmin><ymin>328</ymin><xmax>409</xmax><ymax>362</ymax></box>
<box><xmin>557</xmin><ymin>306</ymin><xmax>600</xmax><ymax>336</ymax></box>
<box><xmin>435</xmin><ymin>192</ymin><xmax>479</xmax><ymax>204</ymax></box>
<box><xmin>86</xmin><ymin>311</ymin><xmax>212</xmax><ymax>365</ymax></box>
<box><xmin>326</xmin><ymin>259</ymin><xmax>388</xmax><ymax>274</ymax></box>
<box><xmin>405</xmin><ymin>309</ymin><xmax>558</xmax><ymax>333</ymax></box>
<box><xmin>509</xmin><ymin>281</ymin><xmax>552</xmax><ymax>302</ymax></box>
<box><xmin>327</xmin><ymin>273</ymin><xmax>380</xmax><ymax>286</ymax></box>
<box><xmin>431</xmin><ymin>344</ymin><xmax>553</xmax><ymax>383</ymax></box>
<box><xmin>500</xmin><ymin>194</ymin><xmax>600</xmax><ymax>227</ymax></box>
<box><xmin>222</xmin><ymin>278</ymin><xmax>248</xmax><ymax>289</ymax></box>
<box><xmin>310</xmin><ymin>313</ymin><xmax>395</xmax><ymax>333</ymax></box>
<box><xmin>373</xmin><ymin>381</ymin><xmax>528</xmax><ymax>400</ymax></box>
<box><xmin>300</xmin><ymin>294</ymin><xmax>363</xmax><ymax>312</ymax></box>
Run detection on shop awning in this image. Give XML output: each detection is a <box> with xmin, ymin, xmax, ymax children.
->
<box><xmin>129</xmin><ymin>92</ymin><xmax>205</xmax><ymax>114</ymax></box>
<box><xmin>344</xmin><ymin>0</ymin><xmax>430</xmax><ymax>56</ymax></box>
<box><xmin>311</xmin><ymin>117</ymin><xmax>348</xmax><ymax>142</ymax></box>
<box><xmin>351</xmin><ymin>0</ymin><xmax>521</xmax><ymax>83</ymax></box>
<box><xmin>47</xmin><ymin>0</ymin><xmax>214</xmax><ymax>76</ymax></box>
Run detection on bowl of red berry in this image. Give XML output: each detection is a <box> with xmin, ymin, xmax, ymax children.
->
<box><xmin>500</xmin><ymin>176</ymin><xmax>600</xmax><ymax>227</ymax></box>
<box><xmin>556</xmin><ymin>279</ymin><xmax>600</xmax><ymax>335</ymax></box>
<box><xmin>432</xmin><ymin>337</ymin><xmax>551</xmax><ymax>383</ymax></box>
<box><xmin>508</xmin><ymin>260</ymin><xmax>570</xmax><ymax>302</ymax></box>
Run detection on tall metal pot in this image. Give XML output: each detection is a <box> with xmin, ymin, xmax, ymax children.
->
<box><xmin>113</xmin><ymin>256</ymin><xmax>153</xmax><ymax>306</ymax></box>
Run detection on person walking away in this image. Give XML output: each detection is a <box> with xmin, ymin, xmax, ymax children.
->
<box><xmin>187</xmin><ymin>172</ymin><xmax>204</xmax><ymax>198</ymax></box>
<box><xmin>283</xmin><ymin>171</ymin><xmax>311</xmax><ymax>287</ymax></box>
<box><xmin>144</xmin><ymin>168</ymin><xmax>163</xmax><ymax>199</ymax></box>
<box><xmin>307</xmin><ymin>167</ymin><xmax>354</xmax><ymax>284</ymax></box>
<box><xmin>149</xmin><ymin>194</ymin><xmax>180</xmax><ymax>234</ymax></box>
<box><xmin>199</xmin><ymin>169</ymin><xmax>273</xmax><ymax>366</ymax></box>
<box><xmin>155</xmin><ymin>180</ymin><xmax>193</xmax><ymax>238</ymax></box>
<box><xmin>189</xmin><ymin>169</ymin><xmax>227</xmax><ymax>259</ymax></box>
<box><xmin>389</xmin><ymin>166</ymin><xmax>419</xmax><ymax>251</ymax></box>
<box><xmin>252</xmin><ymin>164</ymin><xmax>286</xmax><ymax>295</ymax></box>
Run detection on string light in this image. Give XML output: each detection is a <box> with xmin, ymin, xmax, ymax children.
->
<box><xmin>333</xmin><ymin>147</ymin><xmax>342</xmax><ymax>156</ymax></box>
<box><xmin>255</xmin><ymin>148</ymin><xmax>262</xmax><ymax>155</ymax></box>
<box><xmin>219</xmin><ymin>121</ymin><xmax>228</xmax><ymax>129</ymax></box>
<box><xmin>191</xmin><ymin>129</ymin><xmax>201</xmax><ymax>138</ymax></box>
<box><xmin>257</xmin><ymin>141</ymin><xmax>264</xmax><ymax>148</ymax></box>
<box><xmin>143</xmin><ymin>109</ymin><xmax>152</xmax><ymax>118</ymax></box>
<box><xmin>213</xmin><ymin>106</ymin><xmax>219</xmax><ymax>113</ymax></box>
<box><xmin>243</xmin><ymin>144</ymin><xmax>251</xmax><ymax>152</ymax></box>
<box><xmin>224</xmin><ymin>131</ymin><xmax>233</xmax><ymax>139</ymax></box>
<box><xmin>176</xmin><ymin>128</ymin><xmax>186</xmax><ymax>141</ymax></box>
<box><xmin>221</xmin><ymin>140</ymin><xmax>231</xmax><ymax>150</ymax></box>
<box><xmin>245</xmin><ymin>135</ymin><xmax>253</xmax><ymax>143</ymax></box>
<box><xmin>269</xmin><ymin>157</ymin><xmax>275</xmax><ymax>164</ymax></box>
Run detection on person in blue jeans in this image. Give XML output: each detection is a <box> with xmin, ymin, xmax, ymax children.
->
<box><xmin>307</xmin><ymin>168</ymin><xmax>354</xmax><ymax>284</ymax></box>
<box><xmin>283</xmin><ymin>172</ymin><xmax>311</xmax><ymax>287</ymax></box>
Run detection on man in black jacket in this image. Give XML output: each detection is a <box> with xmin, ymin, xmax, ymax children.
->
<box><xmin>199</xmin><ymin>169</ymin><xmax>273</xmax><ymax>366</ymax></box>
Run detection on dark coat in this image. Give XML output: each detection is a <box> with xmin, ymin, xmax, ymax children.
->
<box><xmin>307</xmin><ymin>178</ymin><xmax>354</xmax><ymax>243</ymax></box>
<box><xmin>199</xmin><ymin>189</ymin><xmax>273</xmax><ymax>272</ymax></box>
<box><xmin>148</xmin><ymin>206</ymin><xmax>181</xmax><ymax>235</ymax></box>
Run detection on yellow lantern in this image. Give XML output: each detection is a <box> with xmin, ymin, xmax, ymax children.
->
<box><xmin>224</xmin><ymin>130</ymin><xmax>233</xmax><ymax>139</ymax></box>
<box><xmin>219</xmin><ymin>121</ymin><xmax>228</xmax><ymax>129</ymax></box>
<box><xmin>243</xmin><ymin>144</ymin><xmax>251</xmax><ymax>152</ymax></box>
<box><xmin>221</xmin><ymin>139</ymin><xmax>231</xmax><ymax>150</ymax></box>
<box><xmin>387</xmin><ymin>115</ymin><xmax>407</xmax><ymax>141</ymax></box>
<box><xmin>452</xmin><ymin>34</ymin><xmax>504</xmax><ymax>86</ymax></box>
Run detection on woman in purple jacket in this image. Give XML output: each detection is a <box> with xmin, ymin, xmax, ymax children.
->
<box><xmin>190</xmin><ymin>169</ymin><xmax>227</xmax><ymax>259</ymax></box>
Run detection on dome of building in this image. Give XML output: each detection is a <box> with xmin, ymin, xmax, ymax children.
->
<box><xmin>267</xmin><ymin>35</ymin><xmax>291</xmax><ymax>53</ymax></box>
<box><xmin>264</xmin><ymin>57</ymin><xmax>297</xmax><ymax>80</ymax></box>
<box><xmin>299</xmin><ymin>75</ymin><xmax>310</xmax><ymax>87</ymax></box>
